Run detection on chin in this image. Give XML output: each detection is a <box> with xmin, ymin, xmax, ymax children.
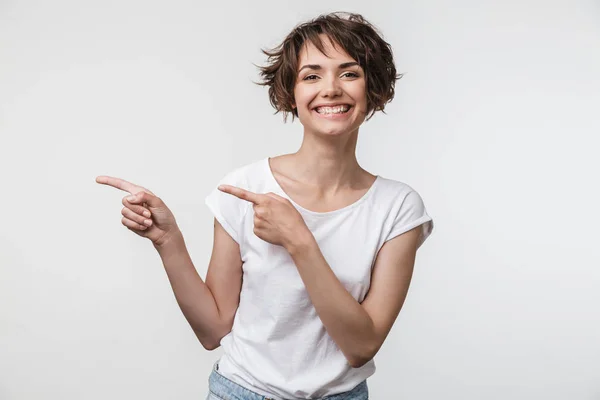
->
<box><xmin>314</xmin><ymin>124</ymin><xmax>358</xmax><ymax>136</ymax></box>
<box><xmin>298</xmin><ymin>110</ymin><xmax>364</xmax><ymax>135</ymax></box>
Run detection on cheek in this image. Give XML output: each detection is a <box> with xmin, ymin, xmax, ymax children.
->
<box><xmin>350</xmin><ymin>84</ymin><xmax>368</xmax><ymax>105</ymax></box>
<box><xmin>294</xmin><ymin>87</ymin><xmax>314</xmax><ymax>105</ymax></box>
<box><xmin>294</xmin><ymin>93</ymin><xmax>316</xmax><ymax>119</ymax></box>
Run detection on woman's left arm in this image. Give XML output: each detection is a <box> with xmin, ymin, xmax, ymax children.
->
<box><xmin>215</xmin><ymin>184</ymin><xmax>421</xmax><ymax>368</ymax></box>
<box><xmin>288</xmin><ymin>227</ymin><xmax>420</xmax><ymax>369</ymax></box>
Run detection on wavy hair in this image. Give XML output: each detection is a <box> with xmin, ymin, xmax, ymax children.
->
<box><xmin>255</xmin><ymin>12</ymin><xmax>402</xmax><ymax>122</ymax></box>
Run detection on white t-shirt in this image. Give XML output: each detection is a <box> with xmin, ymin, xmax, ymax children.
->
<box><xmin>204</xmin><ymin>157</ymin><xmax>434</xmax><ymax>399</ymax></box>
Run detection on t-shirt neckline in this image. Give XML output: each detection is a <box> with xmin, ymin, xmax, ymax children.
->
<box><xmin>264</xmin><ymin>157</ymin><xmax>380</xmax><ymax>217</ymax></box>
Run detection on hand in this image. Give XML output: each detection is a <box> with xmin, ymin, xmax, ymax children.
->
<box><xmin>96</xmin><ymin>175</ymin><xmax>180</xmax><ymax>247</ymax></box>
<box><xmin>218</xmin><ymin>185</ymin><xmax>310</xmax><ymax>250</ymax></box>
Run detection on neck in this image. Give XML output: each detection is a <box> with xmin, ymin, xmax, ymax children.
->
<box><xmin>290</xmin><ymin>127</ymin><xmax>363</xmax><ymax>193</ymax></box>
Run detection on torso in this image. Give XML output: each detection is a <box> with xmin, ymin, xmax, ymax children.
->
<box><xmin>268</xmin><ymin>154</ymin><xmax>378</xmax><ymax>213</ymax></box>
<box><xmin>208</xmin><ymin>156</ymin><xmax>432</xmax><ymax>398</ymax></box>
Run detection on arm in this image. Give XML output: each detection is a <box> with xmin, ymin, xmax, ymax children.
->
<box><xmin>154</xmin><ymin>219</ymin><xmax>243</xmax><ymax>350</ymax></box>
<box><xmin>288</xmin><ymin>226</ymin><xmax>421</xmax><ymax>368</ymax></box>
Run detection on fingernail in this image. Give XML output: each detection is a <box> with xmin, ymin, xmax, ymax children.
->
<box><xmin>143</xmin><ymin>211</ymin><xmax>151</xmax><ymax>218</ymax></box>
<box><xmin>127</xmin><ymin>195</ymin><xmax>136</xmax><ymax>202</ymax></box>
<box><xmin>218</xmin><ymin>185</ymin><xmax>225</xmax><ymax>190</ymax></box>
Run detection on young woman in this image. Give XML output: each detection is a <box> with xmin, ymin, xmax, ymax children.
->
<box><xmin>97</xmin><ymin>12</ymin><xmax>433</xmax><ymax>400</ymax></box>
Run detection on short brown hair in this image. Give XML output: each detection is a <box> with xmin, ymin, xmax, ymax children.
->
<box><xmin>256</xmin><ymin>12</ymin><xmax>402</xmax><ymax>122</ymax></box>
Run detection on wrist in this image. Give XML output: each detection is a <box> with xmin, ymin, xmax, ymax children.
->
<box><xmin>154</xmin><ymin>229</ymin><xmax>184</xmax><ymax>252</ymax></box>
<box><xmin>285</xmin><ymin>227</ymin><xmax>315</xmax><ymax>256</ymax></box>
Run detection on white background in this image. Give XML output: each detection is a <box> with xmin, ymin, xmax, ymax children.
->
<box><xmin>1</xmin><ymin>0</ymin><xmax>599</xmax><ymax>399</ymax></box>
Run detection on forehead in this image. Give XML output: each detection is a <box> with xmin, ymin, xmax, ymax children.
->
<box><xmin>297</xmin><ymin>34</ymin><xmax>355</xmax><ymax>64</ymax></box>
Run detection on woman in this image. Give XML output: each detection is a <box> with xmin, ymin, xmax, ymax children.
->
<box><xmin>97</xmin><ymin>12</ymin><xmax>433</xmax><ymax>400</ymax></box>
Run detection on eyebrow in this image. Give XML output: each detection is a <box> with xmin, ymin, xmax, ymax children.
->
<box><xmin>298</xmin><ymin>62</ymin><xmax>360</xmax><ymax>73</ymax></box>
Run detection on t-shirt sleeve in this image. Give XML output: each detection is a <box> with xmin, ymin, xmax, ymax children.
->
<box><xmin>385</xmin><ymin>190</ymin><xmax>434</xmax><ymax>249</ymax></box>
<box><xmin>204</xmin><ymin>167</ymin><xmax>249</xmax><ymax>245</ymax></box>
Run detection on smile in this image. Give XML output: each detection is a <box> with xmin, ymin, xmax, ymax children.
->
<box><xmin>315</xmin><ymin>104</ymin><xmax>350</xmax><ymax>114</ymax></box>
<box><xmin>312</xmin><ymin>104</ymin><xmax>352</xmax><ymax>119</ymax></box>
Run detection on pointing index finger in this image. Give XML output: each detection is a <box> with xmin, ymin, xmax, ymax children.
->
<box><xmin>96</xmin><ymin>175</ymin><xmax>142</xmax><ymax>195</ymax></box>
<box><xmin>218</xmin><ymin>185</ymin><xmax>262</xmax><ymax>204</ymax></box>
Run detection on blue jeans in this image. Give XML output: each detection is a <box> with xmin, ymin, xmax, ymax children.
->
<box><xmin>206</xmin><ymin>361</ymin><xmax>369</xmax><ymax>400</ymax></box>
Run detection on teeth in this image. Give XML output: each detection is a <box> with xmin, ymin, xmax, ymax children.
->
<box><xmin>316</xmin><ymin>105</ymin><xmax>349</xmax><ymax>114</ymax></box>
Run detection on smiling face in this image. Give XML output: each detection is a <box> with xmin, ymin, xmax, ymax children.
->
<box><xmin>293</xmin><ymin>35</ymin><xmax>368</xmax><ymax>137</ymax></box>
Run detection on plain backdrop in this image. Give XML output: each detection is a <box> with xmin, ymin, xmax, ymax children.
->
<box><xmin>1</xmin><ymin>0</ymin><xmax>599</xmax><ymax>399</ymax></box>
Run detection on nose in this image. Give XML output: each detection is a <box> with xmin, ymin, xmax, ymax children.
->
<box><xmin>321</xmin><ymin>76</ymin><xmax>343</xmax><ymax>98</ymax></box>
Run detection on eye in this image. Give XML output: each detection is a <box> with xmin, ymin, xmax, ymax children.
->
<box><xmin>302</xmin><ymin>74</ymin><xmax>319</xmax><ymax>81</ymax></box>
<box><xmin>342</xmin><ymin>72</ymin><xmax>359</xmax><ymax>78</ymax></box>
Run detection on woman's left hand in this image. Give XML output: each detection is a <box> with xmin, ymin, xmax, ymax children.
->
<box><xmin>218</xmin><ymin>185</ymin><xmax>311</xmax><ymax>250</ymax></box>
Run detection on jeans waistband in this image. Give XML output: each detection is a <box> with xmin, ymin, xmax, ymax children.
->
<box><xmin>208</xmin><ymin>360</ymin><xmax>368</xmax><ymax>400</ymax></box>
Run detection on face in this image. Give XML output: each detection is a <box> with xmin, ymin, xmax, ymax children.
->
<box><xmin>293</xmin><ymin>35</ymin><xmax>368</xmax><ymax>137</ymax></box>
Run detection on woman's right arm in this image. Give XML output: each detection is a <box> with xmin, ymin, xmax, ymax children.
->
<box><xmin>154</xmin><ymin>219</ymin><xmax>243</xmax><ymax>350</ymax></box>
<box><xmin>95</xmin><ymin>175</ymin><xmax>243</xmax><ymax>350</ymax></box>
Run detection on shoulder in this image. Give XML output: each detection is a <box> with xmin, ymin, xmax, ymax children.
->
<box><xmin>373</xmin><ymin>176</ymin><xmax>419</xmax><ymax>204</ymax></box>
<box><xmin>373</xmin><ymin>176</ymin><xmax>433</xmax><ymax>247</ymax></box>
<box><xmin>372</xmin><ymin>176</ymin><xmax>430</xmax><ymax>221</ymax></box>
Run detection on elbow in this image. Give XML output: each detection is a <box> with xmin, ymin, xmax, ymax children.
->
<box><xmin>195</xmin><ymin>320</ymin><xmax>231</xmax><ymax>351</ymax></box>
<box><xmin>199</xmin><ymin>333</ymin><xmax>224</xmax><ymax>351</ymax></box>
<box><xmin>348</xmin><ymin>357</ymin><xmax>369</xmax><ymax>369</ymax></box>
<box><xmin>348</xmin><ymin>353</ymin><xmax>373</xmax><ymax>369</ymax></box>
<box><xmin>347</xmin><ymin>342</ymin><xmax>379</xmax><ymax>369</ymax></box>
<box><xmin>201</xmin><ymin>341</ymin><xmax>220</xmax><ymax>351</ymax></box>
<box><xmin>194</xmin><ymin>330</ymin><xmax>223</xmax><ymax>351</ymax></box>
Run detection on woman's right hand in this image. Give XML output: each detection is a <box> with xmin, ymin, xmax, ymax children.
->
<box><xmin>96</xmin><ymin>175</ymin><xmax>180</xmax><ymax>247</ymax></box>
